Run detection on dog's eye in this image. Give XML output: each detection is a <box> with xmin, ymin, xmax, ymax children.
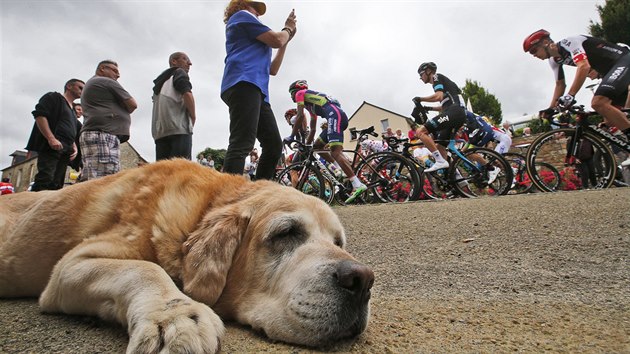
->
<box><xmin>271</xmin><ymin>226</ymin><xmax>304</xmax><ymax>242</ymax></box>
<box><xmin>268</xmin><ymin>225</ymin><xmax>306</xmax><ymax>251</ymax></box>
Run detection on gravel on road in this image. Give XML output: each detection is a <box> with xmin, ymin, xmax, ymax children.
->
<box><xmin>1</xmin><ymin>188</ymin><xmax>628</xmax><ymax>353</ymax></box>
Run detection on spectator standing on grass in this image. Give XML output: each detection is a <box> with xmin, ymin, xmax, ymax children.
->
<box><xmin>220</xmin><ymin>0</ymin><xmax>297</xmax><ymax>180</ymax></box>
<box><xmin>26</xmin><ymin>78</ymin><xmax>84</xmax><ymax>191</ymax></box>
<box><xmin>152</xmin><ymin>52</ymin><xmax>196</xmax><ymax>160</ymax></box>
<box><xmin>80</xmin><ymin>60</ymin><xmax>137</xmax><ymax>180</ymax></box>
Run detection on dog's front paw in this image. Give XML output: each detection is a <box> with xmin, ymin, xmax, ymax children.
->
<box><xmin>126</xmin><ymin>297</ymin><xmax>224</xmax><ymax>354</ymax></box>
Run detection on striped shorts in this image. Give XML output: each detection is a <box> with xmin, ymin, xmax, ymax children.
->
<box><xmin>79</xmin><ymin>131</ymin><xmax>120</xmax><ymax>180</ymax></box>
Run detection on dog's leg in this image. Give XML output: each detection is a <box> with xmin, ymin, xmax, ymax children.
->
<box><xmin>39</xmin><ymin>246</ymin><xmax>224</xmax><ymax>354</ymax></box>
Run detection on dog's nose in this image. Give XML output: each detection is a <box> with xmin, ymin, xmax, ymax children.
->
<box><xmin>335</xmin><ymin>260</ymin><xmax>374</xmax><ymax>301</ymax></box>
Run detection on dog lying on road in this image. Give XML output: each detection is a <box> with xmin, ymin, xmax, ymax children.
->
<box><xmin>0</xmin><ymin>159</ymin><xmax>374</xmax><ymax>353</ymax></box>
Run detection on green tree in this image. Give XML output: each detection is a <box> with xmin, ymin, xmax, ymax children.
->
<box><xmin>589</xmin><ymin>0</ymin><xmax>630</xmax><ymax>44</ymax></box>
<box><xmin>197</xmin><ymin>147</ymin><xmax>226</xmax><ymax>170</ymax></box>
<box><xmin>461</xmin><ymin>79</ymin><xmax>503</xmax><ymax>126</ymax></box>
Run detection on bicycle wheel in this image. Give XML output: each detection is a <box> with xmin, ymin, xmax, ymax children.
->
<box><xmin>356</xmin><ymin>152</ymin><xmax>422</xmax><ymax>203</ymax></box>
<box><xmin>419</xmin><ymin>170</ymin><xmax>454</xmax><ymax>199</ymax></box>
<box><xmin>321</xmin><ymin>174</ymin><xmax>337</xmax><ymax>205</ymax></box>
<box><xmin>503</xmin><ymin>152</ymin><xmax>534</xmax><ymax>194</ymax></box>
<box><xmin>275</xmin><ymin>163</ymin><xmax>327</xmax><ymax>200</ymax></box>
<box><xmin>450</xmin><ymin>147</ymin><xmax>513</xmax><ymax>197</ymax></box>
<box><xmin>525</xmin><ymin>128</ymin><xmax>616</xmax><ymax>192</ymax></box>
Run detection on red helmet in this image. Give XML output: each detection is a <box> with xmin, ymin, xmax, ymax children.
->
<box><xmin>523</xmin><ymin>29</ymin><xmax>550</xmax><ymax>52</ymax></box>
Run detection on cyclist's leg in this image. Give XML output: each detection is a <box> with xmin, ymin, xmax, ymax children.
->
<box><xmin>324</xmin><ymin>106</ymin><xmax>355</xmax><ymax>178</ymax></box>
<box><xmin>424</xmin><ymin>105</ymin><xmax>466</xmax><ymax>172</ymax></box>
<box><xmin>314</xmin><ymin>133</ymin><xmax>336</xmax><ymax>164</ymax></box>
<box><xmin>591</xmin><ymin>54</ymin><xmax>630</xmax><ymax>135</ymax></box>
<box><xmin>493</xmin><ymin>130</ymin><xmax>512</xmax><ymax>155</ymax></box>
<box><xmin>418</xmin><ymin>118</ymin><xmax>451</xmax><ymax>170</ymax></box>
<box><xmin>328</xmin><ymin>105</ymin><xmax>367</xmax><ymax>202</ymax></box>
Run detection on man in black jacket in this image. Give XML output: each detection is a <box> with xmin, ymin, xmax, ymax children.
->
<box><xmin>26</xmin><ymin>79</ymin><xmax>84</xmax><ymax>191</ymax></box>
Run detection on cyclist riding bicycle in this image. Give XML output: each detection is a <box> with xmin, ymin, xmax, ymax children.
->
<box><xmin>412</xmin><ymin>61</ymin><xmax>467</xmax><ymax>172</ymax></box>
<box><xmin>462</xmin><ymin>111</ymin><xmax>512</xmax><ymax>154</ymax></box>
<box><xmin>523</xmin><ymin>29</ymin><xmax>630</xmax><ymax>166</ymax></box>
<box><xmin>287</xmin><ymin>80</ymin><xmax>367</xmax><ymax>203</ymax></box>
<box><xmin>284</xmin><ymin>108</ymin><xmax>309</xmax><ymax>143</ymax></box>
<box><xmin>360</xmin><ymin>138</ymin><xmax>389</xmax><ymax>156</ymax></box>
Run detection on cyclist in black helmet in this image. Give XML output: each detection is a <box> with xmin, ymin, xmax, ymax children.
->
<box><xmin>413</xmin><ymin>62</ymin><xmax>468</xmax><ymax>173</ymax></box>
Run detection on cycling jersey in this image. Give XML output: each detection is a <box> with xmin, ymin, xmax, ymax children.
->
<box><xmin>463</xmin><ymin>111</ymin><xmax>512</xmax><ymax>153</ymax></box>
<box><xmin>295</xmin><ymin>89</ymin><xmax>347</xmax><ymax>146</ymax></box>
<box><xmin>550</xmin><ymin>35</ymin><xmax>629</xmax><ymax>80</ymax></box>
<box><xmin>294</xmin><ymin>89</ymin><xmax>342</xmax><ymax>117</ymax></box>
<box><xmin>360</xmin><ymin>139</ymin><xmax>389</xmax><ymax>154</ymax></box>
<box><xmin>432</xmin><ymin>73</ymin><xmax>464</xmax><ymax>108</ymax></box>
<box><xmin>464</xmin><ymin>111</ymin><xmax>495</xmax><ymax>146</ymax></box>
<box><xmin>423</xmin><ymin>73</ymin><xmax>466</xmax><ymax>139</ymax></box>
<box><xmin>550</xmin><ymin>35</ymin><xmax>630</xmax><ymax>100</ymax></box>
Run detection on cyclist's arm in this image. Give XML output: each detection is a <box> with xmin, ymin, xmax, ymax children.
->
<box><xmin>292</xmin><ymin>104</ymin><xmax>306</xmax><ymax>138</ymax></box>
<box><xmin>550</xmin><ymin>79</ymin><xmax>566</xmax><ymax>108</ymax></box>
<box><xmin>306</xmin><ymin>111</ymin><xmax>317</xmax><ymax>145</ymax></box>
<box><xmin>566</xmin><ymin>59</ymin><xmax>590</xmax><ymax>99</ymax></box>
<box><xmin>418</xmin><ymin>91</ymin><xmax>444</xmax><ymax>111</ymax></box>
<box><xmin>418</xmin><ymin>91</ymin><xmax>444</xmax><ymax>104</ymax></box>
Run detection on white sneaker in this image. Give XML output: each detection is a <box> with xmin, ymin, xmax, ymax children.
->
<box><xmin>424</xmin><ymin>160</ymin><xmax>449</xmax><ymax>173</ymax></box>
<box><xmin>487</xmin><ymin>167</ymin><xmax>500</xmax><ymax>184</ymax></box>
<box><xmin>622</xmin><ymin>157</ymin><xmax>630</xmax><ymax>167</ymax></box>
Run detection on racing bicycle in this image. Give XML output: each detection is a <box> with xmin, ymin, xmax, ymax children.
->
<box><xmin>276</xmin><ymin>126</ymin><xmax>422</xmax><ymax>204</ymax></box>
<box><xmin>526</xmin><ymin>104</ymin><xmax>630</xmax><ymax>192</ymax></box>
<box><xmin>399</xmin><ymin>103</ymin><xmax>513</xmax><ymax>198</ymax></box>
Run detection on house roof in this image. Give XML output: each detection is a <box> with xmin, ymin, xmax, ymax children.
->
<box><xmin>9</xmin><ymin>150</ymin><xmax>28</xmax><ymax>157</ymax></box>
<box><xmin>348</xmin><ymin>101</ymin><xmax>410</xmax><ymax>121</ymax></box>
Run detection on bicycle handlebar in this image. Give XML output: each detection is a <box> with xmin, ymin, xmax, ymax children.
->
<box><xmin>349</xmin><ymin>126</ymin><xmax>379</xmax><ymax>140</ymax></box>
<box><xmin>411</xmin><ymin>99</ymin><xmax>430</xmax><ymax>124</ymax></box>
<box><xmin>383</xmin><ymin>136</ymin><xmax>409</xmax><ymax>147</ymax></box>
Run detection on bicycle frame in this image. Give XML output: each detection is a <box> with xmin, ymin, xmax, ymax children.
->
<box><xmin>581</xmin><ymin>123</ymin><xmax>630</xmax><ymax>154</ymax></box>
<box><xmin>553</xmin><ymin>107</ymin><xmax>630</xmax><ymax>154</ymax></box>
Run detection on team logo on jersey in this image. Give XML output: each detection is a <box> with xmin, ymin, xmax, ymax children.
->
<box><xmin>609</xmin><ymin>66</ymin><xmax>627</xmax><ymax>80</ymax></box>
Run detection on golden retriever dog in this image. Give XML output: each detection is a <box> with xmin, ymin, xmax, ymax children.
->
<box><xmin>0</xmin><ymin>159</ymin><xmax>374</xmax><ymax>353</ymax></box>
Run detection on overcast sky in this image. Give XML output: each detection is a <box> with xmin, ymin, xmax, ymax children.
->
<box><xmin>0</xmin><ymin>0</ymin><xmax>605</xmax><ymax>169</ymax></box>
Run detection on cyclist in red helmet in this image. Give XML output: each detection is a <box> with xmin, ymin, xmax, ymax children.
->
<box><xmin>287</xmin><ymin>80</ymin><xmax>367</xmax><ymax>203</ymax></box>
<box><xmin>523</xmin><ymin>29</ymin><xmax>630</xmax><ymax>165</ymax></box>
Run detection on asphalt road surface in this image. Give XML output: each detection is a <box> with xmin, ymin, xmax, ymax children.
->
<box><xmin>1</xmin><ymin>188</ymin><xmax>628</xmax><ymax>353</ymax></box>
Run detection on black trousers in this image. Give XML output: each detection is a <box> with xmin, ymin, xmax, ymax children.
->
<box><xmin>31</xmin><ymin>145</ymin><xmax>72</xmax><ymax>191</ymax></box>
<box><xmin>155</xmin><ymin>134</ymin><xmax>192</xmax><ymax>161</ymax></box>
<box><xmin>221</xmin><ymin>82</ymin><xmax>282</xmax><ymax>180</ymax></box>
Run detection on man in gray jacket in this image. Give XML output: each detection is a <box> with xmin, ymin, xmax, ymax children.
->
<box><xmin>152</xmin><ymin>52</ymin><xmax>197</xmax><ymax>160</ymax></box>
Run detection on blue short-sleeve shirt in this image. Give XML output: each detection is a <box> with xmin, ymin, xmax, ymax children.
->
<box><xmin>221</xmin><ymin>10</ymin><xmax>272</xmax><ymax>102</ymax></box>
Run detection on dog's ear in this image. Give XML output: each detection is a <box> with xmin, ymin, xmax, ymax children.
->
<box><xmin>181</xmin><ymin>204</ymin><xmax>250</xmax><ymax>305</ymax></box>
